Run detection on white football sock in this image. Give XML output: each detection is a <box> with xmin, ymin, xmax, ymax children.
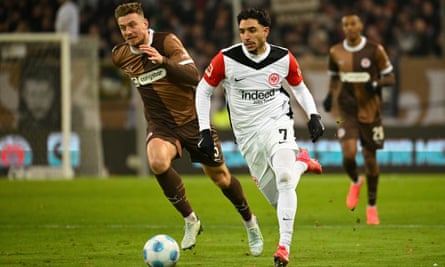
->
<box><xmin>277</xmin><ymin>188</ymin><xmax>296</xmax><ymax>252</ymax></box>
<box><xmin>271</xmin><ymin>148</ymin><xmax>304</xmax><ymax>253</ymax></box>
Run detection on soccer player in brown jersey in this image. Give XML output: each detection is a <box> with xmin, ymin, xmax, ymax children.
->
<box><xmin>111</xmin><ymin>2</ymin><xmax>265</xmax><ymax>255</ymax></box>
<box><xmin>323</xmin><ymin>14</ymin><xmax>395</xmax><ymax>224</ymax></box>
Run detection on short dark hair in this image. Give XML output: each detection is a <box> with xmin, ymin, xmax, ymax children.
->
<box><xmin>114</xmin><ymin>2</ymin><xmax>144</xmax><ymax>20</ymax></box>
<box><xmin>342</xmin><ymin>12</ymin><xmax>361</xmax><ymax>19</ymax></box>
<box><xmin>237</xmin><ymin>8</ymin><xmax>271</xmax><ymax>27</ymax></box>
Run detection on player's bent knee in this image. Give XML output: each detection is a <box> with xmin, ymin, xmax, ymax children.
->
<box><xmin>213</xmin><ymin>174</ymin><xmax>231</xmax><ymax>188</ymax></box>
<box><xmin>149</xmin><ymin>159</ymin><xmax>170</xmax><ymax>175</ymax></box>
<box><xmin>275</xmin><ymin>166</ymin><xmax>296</xmax><ymax>191</ymax></box>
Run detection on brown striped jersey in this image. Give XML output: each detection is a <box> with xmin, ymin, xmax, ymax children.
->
<box><xmin>111</xmin><ymin>29</ymin><xmax>200</xmax><ymax>128</ymax></box>
<box><xmin>328</xmin><ymin>37</ymin><xmax>393</xmax><ymax>123</ymax></box>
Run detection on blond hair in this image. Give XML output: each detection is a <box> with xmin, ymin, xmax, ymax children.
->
<box><xmin>114</xmin><ymin>2</ymin><xmax>144</xmax><ymax>20</ymax></box>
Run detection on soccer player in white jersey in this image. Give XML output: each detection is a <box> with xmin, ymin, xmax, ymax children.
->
<box><xmin>195</xmin><ymin>8</ymin><xmax>325</xmax><ymax>267</ymax></box>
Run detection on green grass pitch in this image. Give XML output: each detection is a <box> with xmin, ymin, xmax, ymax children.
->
<box><xmin>0</xmin><ymin>173</ymin><xmax>444</xmax><ymax>267</ymax></box>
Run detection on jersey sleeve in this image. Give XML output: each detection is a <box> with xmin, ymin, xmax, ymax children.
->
<box><xmin>162</xmin><ymin>33</ymin><xmax>200</xmax><ymax>85</ymax></box>
<box><xmin>285</xmin><ymin>51</ymin><xmax>303</xmax><ymax>86</ymax></box>
<box><xmin>195</xmin><ymin>79</ymin><xmax>215</xmax><ymax>131</ymax></box>
<box><xmin>328</xmin><ymin>47</ymin><xmax>339</xmax><ymax>75</ymax></box>
<box><xmin>376</xmin><ymin>44</ymin><xmax>393</xmax><ymax>75</ymax></box>
<box><xmin>111</xmin><ymin>44</ymin><xmax>124</xmax><ymax>68</ymax></box>
<box><xmin>203</xmin><ymin>51</ymin><xmax>225</xmax><ymax>87</ymax></box>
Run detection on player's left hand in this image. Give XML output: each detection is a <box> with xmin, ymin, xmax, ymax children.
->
<box><xmin>307</xmin><ymin>114</ymin><xmax>324</xmax><ymax>143</ymax></box>
<box><xmin>364</xmin><ymin>80</ymin><xmax>379</xmax><ymax>94</ymax></box>
<box><xmin>198</xmin><ymin>129</ymin><xmax>215</xmax><ymax>159</ymax></box>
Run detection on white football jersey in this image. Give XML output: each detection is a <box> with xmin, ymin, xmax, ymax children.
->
<box><xmin>202</xmin><ymin>43</ymin><xmax>303</xmax><ymax>139</ymax></box>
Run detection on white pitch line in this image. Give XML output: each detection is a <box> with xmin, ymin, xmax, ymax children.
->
<box><xmin>0</xmin><ymin>224</ymin><xmax>444</xmax><ymax>229</ymax></box>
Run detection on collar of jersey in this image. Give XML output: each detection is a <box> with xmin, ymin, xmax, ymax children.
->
<box><xmin>241</xmin><ymin>42</ymin><xmax>271</xmax><ymax>63</ymax></box>
<box><xmin>342</xmin><ymin>36</ymin><xmax>366</xmax><ymax>52</ymax></box>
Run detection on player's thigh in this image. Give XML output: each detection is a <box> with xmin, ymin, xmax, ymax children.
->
<box><xmin>359</xmin><ymin>121</ymin><xmax>384</xmax><ymax>150</ymax></box>
<box><xmin>338</xmin><ymin>117</ymin><xmax>359</xmax><ymax>158</ymax></box>
<box><xmin>147</xmin><ymin>138</ymin><xmax>178</xmax><ymax>173</ymax></box>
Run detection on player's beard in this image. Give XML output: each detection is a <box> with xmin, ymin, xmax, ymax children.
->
<box><xmin>244</xmin><ymin>42</ymin><xmax>257</xmax><ymax>54</ymax></box>
<box><xmin>346</xmin><ymin>32</ymin><xmax>361</xmax><ymax>44</ymax></box>
<box><xmin>128</xmin><ymin>39</ymin><xmax>142</xmax><ymax>47</ymax></box>
<box><xmin>126</xmin><ymin>34</ymin><xmax>145</xmax><ymax>47</ymax></box>
<box><xmin>248</xmin><ymin>43</ymin><xmax>265</xmax><ymax>55</ymax></box>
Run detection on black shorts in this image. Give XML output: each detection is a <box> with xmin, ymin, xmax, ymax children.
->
<box><xmin>146</xmin><ymin>119</ymin><xmax>224</xmax><ymax>167</ymax></box>
<box><xmin>337</xmin><ymin>117</ymin><xmax>384</xmax><ymax>150</ymax></box>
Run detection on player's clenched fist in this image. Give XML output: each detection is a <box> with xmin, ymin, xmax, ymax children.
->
<box><xmin>307</xmin><ymin>114</ymin><xmax>324</xmax><ymax>143</ymax></box>
<box><xmin>198</xmin><ymin>129</ymin><xmax>214</xmax><ymax>159</ymax></box>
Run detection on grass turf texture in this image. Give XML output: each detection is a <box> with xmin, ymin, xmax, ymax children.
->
<box><xmin>0</xmin><ymin>174</ymin><xmax>444</xmax><ymax>267</ymax></box>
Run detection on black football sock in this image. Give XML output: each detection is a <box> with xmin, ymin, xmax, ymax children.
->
<box><xmin>366</xmin><ymin>174</ymin><xmax>379</xmax><ymax>206</ymax></box>
<box><xmin>343</xmin><ymin>158</ymin><xmax>359</xmax><ymax>183</ymax></box>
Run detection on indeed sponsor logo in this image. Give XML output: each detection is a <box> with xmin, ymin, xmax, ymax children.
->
<box><xmin>241</xmin><ymin>89</ymin><xmax>276</xmax><ymax>101</ymax></box>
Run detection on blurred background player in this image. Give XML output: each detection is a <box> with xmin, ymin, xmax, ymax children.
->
<box><xmin>195</xmin><ymin>8</ymin><xmax>324</xmax><ymax>267</ymax></box>
<box><xmin>323</xmin><ymin>13</ymin><xmax>395</xmax><ymax>225</ymax></box>
<box><xmin>111</xmin><ymin>2</ymin><xmax>263</xmax><ymax>255</ymax></box>
<box><xmin>54</xmin><ymin>0</ymin><xmax>79</xmax><ymax>44</ymax></box>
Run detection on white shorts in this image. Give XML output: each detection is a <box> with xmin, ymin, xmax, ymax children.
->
<box><xmin>237</xmin><ymin>117</ymin><xmax>299</xmax><ymax>205</ymax></box>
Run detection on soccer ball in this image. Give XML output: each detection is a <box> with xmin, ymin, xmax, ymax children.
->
<box><xmin>143</xmin><ymin>234</ymin><xmax>180</xmax><ymax>267</ymax></box>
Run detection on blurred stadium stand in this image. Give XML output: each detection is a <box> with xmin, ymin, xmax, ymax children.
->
<box><xmin>1</xmin><ymin>0</ymin><xmax>442</xmax><ymax>69</ymax></box>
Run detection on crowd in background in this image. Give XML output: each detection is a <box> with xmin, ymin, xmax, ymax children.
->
<box><xmin>1</xmin><ymin>0</ymin><xmax>442</xmax><ymax>72</ymax></box>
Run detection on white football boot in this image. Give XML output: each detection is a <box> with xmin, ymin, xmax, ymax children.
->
<box><xmin>181</xmin><ymin>218</ymin><xmax>202</xmax><ymax>250</ymax></box>
<box><xmin>246</xmin><ymin>215</ymin><xmax>264</xmax><ymax>256</ymax></box>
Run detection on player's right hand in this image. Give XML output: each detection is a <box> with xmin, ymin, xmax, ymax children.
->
<box><xmin>323</xmin><ymin>93</ymin><xmax>332</xmax><ymax>112</ymax></box>
<box><xmin>364</xmin><ymin>80</ymin><xmax>379</xmax><ymax>94</ymax></box>
<box><xmin>198</xmin><ymin>129</ymin><xmax>214</xmax><ymax>159</ymax></box>
<box><xmin>138</xmin><ymin>44</ymin><xmax>164</xmax><ymax>64</ymax></box>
